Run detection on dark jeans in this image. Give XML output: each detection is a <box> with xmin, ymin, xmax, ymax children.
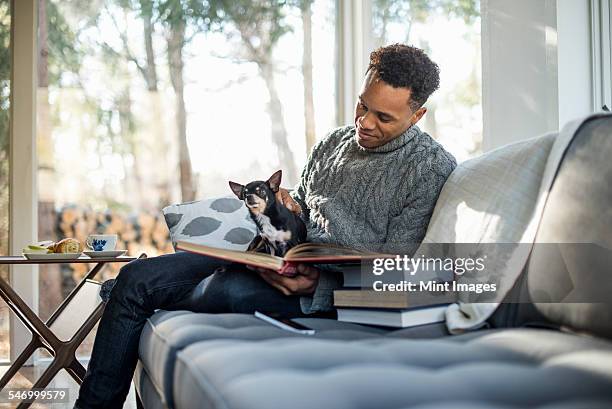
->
<box><xmin>75</xmin><ymin>251</ymin><xmax>305</xmax><ymax>409</ymax></box>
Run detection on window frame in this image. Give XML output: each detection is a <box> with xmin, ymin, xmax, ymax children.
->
<box><xmin>335</xmin><ymin>0</ymin><xmax>372</xmax><ymax>126</ymax></box>
<box><xmin>591</xmin><ymin>0</ymin><xmax>612</xmax><ymax>111</ymax></box>
<box><xmin>8</xmin><ymin>0</ymin><xmax>39</xmax><ymax>365</ymax></box>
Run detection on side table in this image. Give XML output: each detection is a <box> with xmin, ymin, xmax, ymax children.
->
<box><xmin>0</xmin><ymin>253</ymin><xmax>146</xmax><ymax>408</ymax></box>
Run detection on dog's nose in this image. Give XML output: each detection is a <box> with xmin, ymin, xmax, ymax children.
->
<box><xmin>246</xmin><ymin>194</ymin><xmax>257</xmax><ymax>205</ymax></box>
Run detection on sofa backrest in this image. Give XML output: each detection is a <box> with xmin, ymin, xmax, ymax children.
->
<box><xmin>492</xmin><ymin>115</ymin><xmax>612</xmax><ymax>339</ymax></box>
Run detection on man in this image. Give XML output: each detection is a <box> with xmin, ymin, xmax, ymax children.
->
<box><xmin>75</xmin><ymin>43</ymin><xmax>456</xmax><ymax>409</ymax></box>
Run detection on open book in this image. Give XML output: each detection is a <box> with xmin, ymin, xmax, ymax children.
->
<box><xmin>176</xmin><ymin>240</ymin><xmax>390</xmax><ymax>275</ymax></box>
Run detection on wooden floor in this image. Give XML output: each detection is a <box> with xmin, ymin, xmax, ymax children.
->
<box><xmin>0</xmin><ymin>359</ymin><xmax>136</xmax><ymax>409</ymax></box>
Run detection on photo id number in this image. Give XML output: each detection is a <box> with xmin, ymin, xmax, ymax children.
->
<box><xmin>0</xmin><ymin>388</ymin><xmax>69</xmax><ymax>403</ymax></box>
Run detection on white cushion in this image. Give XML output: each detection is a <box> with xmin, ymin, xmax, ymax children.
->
<box><xmin>162</xmin><ymin>197</ymin><xmax>256</xmax><ymax>251</ymax></box>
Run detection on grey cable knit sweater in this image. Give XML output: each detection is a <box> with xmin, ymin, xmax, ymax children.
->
<box><xmin>290</xmin><ymin>124</ymin><xmax>457</xmax><ymax>313</ymax></box>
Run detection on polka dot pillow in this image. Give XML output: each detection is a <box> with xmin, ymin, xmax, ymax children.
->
<box><xmin>162</xmin><ymin>197</ymin><xmax>257</xmax><ymax>251</ymax></box>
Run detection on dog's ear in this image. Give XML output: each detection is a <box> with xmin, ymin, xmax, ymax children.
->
<box><xmin>267</xmin><ymin>170</ymin><xmax>282</xmax><ymax>192</ymax></box>
<box><xmin>228</xmin><ymin>181</ymin><xmax>245</xmax><ymax>199</ymax></box>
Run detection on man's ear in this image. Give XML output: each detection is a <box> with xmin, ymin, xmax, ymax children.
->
<box><xmin>229</xmin><ymin>181</ymin><xmax>245</xmax><ymax>199</ymax></box>
<box><xmin>267</xmin><ymin>170</ymin><xmax>282</xmax><ymax>192</ymax></box>
<box><xmin>411</xmin><ymin>106</ymin><xmax>427</xmax><ymax>126</ymax></box>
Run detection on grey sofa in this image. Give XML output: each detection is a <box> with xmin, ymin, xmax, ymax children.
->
<box><xmin>134</xmin><ymin>114</ymin><xmax>612</xmax><ymax>409</ymax></box>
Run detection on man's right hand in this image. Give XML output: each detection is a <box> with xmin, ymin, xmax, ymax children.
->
<box><xmin>276</xmin><ymin>188</ymin><xmax>302</xmax><ymax>214</ymax></box>
<box><xmin>255</xmin><ymin>264</ymin><xmax>319</xmax><ymax>296</ymax></box>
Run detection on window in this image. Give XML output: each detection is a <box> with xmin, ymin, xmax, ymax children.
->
<box><xmin>37</xmin><ymin>0</ymin><xmax>336</xmax><ymax>357</ymax></box>
<box><xmin>371</xmin><ymin>0</ymin><xmax>482</xmax><ymax>162</ymax></box>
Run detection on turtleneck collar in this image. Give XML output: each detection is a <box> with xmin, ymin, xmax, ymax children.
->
<box><xmin>355</xmin><ymin>125</ymin><xmax>422</xmax><ymax>154</ymax></box>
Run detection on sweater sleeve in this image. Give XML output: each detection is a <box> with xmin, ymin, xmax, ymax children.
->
<box><xmin>289</xmin><ymin>127</ymin><xmax>343</xmax><ymax>224</ymax></box>
<box><xmin>289</xmin><ymin>138</ymin><xmax>322</xmax><ymax>223</ymax></box>
<box><xmin>299</xmin><ymin>267</ymin><xmax>343</xmax><ymax>314</ymax></box>
<box><xmin>289</xmin><ymin>128</ymin><xmax>346</xmax><ymax>314</ymax></box>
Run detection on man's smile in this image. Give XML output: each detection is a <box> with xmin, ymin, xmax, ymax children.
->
<box><xmin>357</xmin><ymin>128</ymin><xmax>377</xmax><ymax>141</ymax></box>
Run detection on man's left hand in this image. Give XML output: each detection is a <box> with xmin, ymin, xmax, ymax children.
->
<box><xmin>276</xmin><ymin>188</ymin><xmax>302</xmax><ymax>214</ymax></box>
<box><xmin>256</xmin><ymin>264</ymin><xmax>320</xmax><ymax>296</ymax></box>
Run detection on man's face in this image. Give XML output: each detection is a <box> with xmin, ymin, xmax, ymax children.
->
<box><xmin>354</xmin><ymin>71</ymin><xmax>426</xmax><ymax>149</ymax></box>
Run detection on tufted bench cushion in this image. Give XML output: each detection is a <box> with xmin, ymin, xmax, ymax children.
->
<box><xmin>136</xmin><ymin>310</ymin><xmax>612</xmax><ymax>409</ymax></box>
<box><xmin>171</xmin><ymin>324</ymin><xmax>612</xmax><ymax>409</ymax></box>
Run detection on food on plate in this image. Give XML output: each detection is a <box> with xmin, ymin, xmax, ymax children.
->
<box><xmin>22</xmin><ymin>244</ymin><xmax>52</xmax><ymax>254</ymax></box>
<box><xmin>51</xmin><ymin>238</ymin><xmax>83</xmax><ymax>254</ymax></box>
<box><xmin>22</xmin><ymin>238</ymin><xmax>83</xmax><ymax>255</ymax></box>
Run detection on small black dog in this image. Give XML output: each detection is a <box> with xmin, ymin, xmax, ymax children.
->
<box><xmin>229</xmin><ymin>170</ymin><xmax>307</xmax><ymax>257</ymax></box>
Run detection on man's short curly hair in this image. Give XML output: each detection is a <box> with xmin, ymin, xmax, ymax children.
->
<box><xmin>368</xmin><ymin>44</ymin><xmax>440</xmax><ymax>110</ymax></box>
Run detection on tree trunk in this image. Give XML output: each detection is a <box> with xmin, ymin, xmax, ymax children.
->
<box><xmin>141</xmin><ymin>0</ymin><xmax>158</xmax><ymax>92</ymax></box>
<box><xmin>167</xmin><ymin>20</ymin><xmax>196</xmax><ymax>202</ymax></box>
<box><xmin>259</xmin><ymin>62</ymin><xmax>298</xmax><ymax>186</ymax></box>
<box><xmin>301</xmin><ymin>0</ymin><xmax>316</xmax><ymax>154</ymax></box>
<box><xmin>222</xmin><ymin>2</ymin><xmax>297</xmax><ymax>184</ymax></box>
<box><xmin>117</xmin><ymin>88</ymin><xmax>146</xmax><ymax>210</ymax></box>
<box><xmin>140</xmin><ymin>0</ymin><xmax>173</xmax><ymax>207</ymax></box>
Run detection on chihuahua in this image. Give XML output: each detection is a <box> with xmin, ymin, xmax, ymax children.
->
<box><xmin>229</xmin><ymin>170</ymin><xmax>307</xmax><ymax>257</ymax></box>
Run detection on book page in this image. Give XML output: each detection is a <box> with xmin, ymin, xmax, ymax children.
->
<box><xmin>176</xmin><ymin>241</ymin><xmax>284</xmax><ymax>271</ymax></box>
<box><xmin>285</xmin><ymin>242</ymin><xmax>390</xmax><ymax>262</ymax></box>
<box><xmin>177</xmin><ymin>240</ymin><xmax>393</xmax><ymax>268</ymax></box>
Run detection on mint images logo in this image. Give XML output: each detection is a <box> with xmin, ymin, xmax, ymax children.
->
<box><xmin>370</xmin><ymin>279</ymin><xmax>497</xmax><ymax>294</ymax></box>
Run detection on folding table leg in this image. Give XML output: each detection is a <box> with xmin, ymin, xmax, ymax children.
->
<box><xmin>0</xmin><ymin>337</ymin><xmax>40</xmax><ymax>388</ymax></box>
<box><xmin>65</xmin><ymin>357</ymin><xmax>87</xmax><ymax>383</ymax></box>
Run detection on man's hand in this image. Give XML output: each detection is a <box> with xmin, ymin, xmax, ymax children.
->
<box><xmin>276</xmin><ymin>188</ymin><xmax>302</xmax><ymax>214</ymax></box>
<box><xmin>256</xmin><ymin>264</ymin><xmax>319</xmax><ymax>296</ymax></box>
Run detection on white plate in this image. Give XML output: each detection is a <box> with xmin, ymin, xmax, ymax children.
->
<box><xmin>83</xmin><ymin>250</ymin><xmax>127</xmax><ymax>258</ymax></box>
<box><xmin>23</xmin><ymin>252</ymin><xmax>82</xmax><ymax>260</ymax></box>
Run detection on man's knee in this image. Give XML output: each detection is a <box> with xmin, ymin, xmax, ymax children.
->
<box><xmin>206</xmin><ymin>269</ymin><xmax>258</xmax><ymax>296</ymax></box>
<box><xmin>204</xmin><ymin>269</ymin><xmax>278</xmax><ymax>313</ymax></box>
<box><xmin>110</xmin><ymin>258</ymin><xmax>151</xmax><ymax>301</ymax></box>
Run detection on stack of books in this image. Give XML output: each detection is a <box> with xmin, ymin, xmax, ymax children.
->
<box><xmin>334</xmin><ymin>264</ymin><xmax>455</xmax><ymax>328</ymax></box>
